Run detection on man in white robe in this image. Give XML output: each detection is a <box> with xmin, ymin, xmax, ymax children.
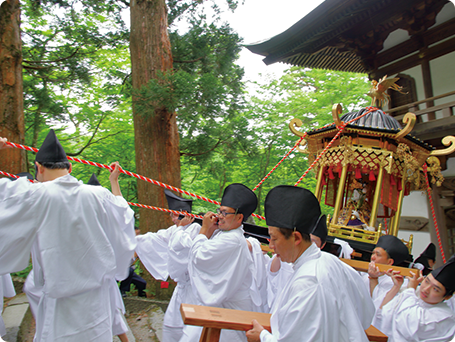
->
<box><xmin>181</xmin><ymin>183</ymin><xmax>260</xmax><ymax>342</ymax></box>
<box><xmin>0</xmin><ymin>131</ymin><xmax>136</xmax><ymax>342</ymax></box>
<box><xmin>373</xmin><ymin>257</ymin><xmax>455</xmax><ymax>341</ymax></box>
<box><xmin>264</xmin><ymin>213</ymin><xmax>336</xmax><ymax>312</ymax></box>
<box><xmin>166</xmin><ymin>215</ymin><xmax>201</xmax><ymax>341</ymax></box>
<box><xmin>363</xmin><ymin>235</ymin><xmax>410</xmax><ymax>311</ymax></box>
<box><xmin>135</xmin><ymin>190</ymin><xmax>196</xmax><ymax>282</ymax></box>
<box><xmin>136</xmin><ymin>189</ymin><xmax>201</xmax><ymax>342</ymax></box>
<box><xmin>246</xmin><ymin>185</ymin><xmax>374</xmax><ymax>342</ymax></box>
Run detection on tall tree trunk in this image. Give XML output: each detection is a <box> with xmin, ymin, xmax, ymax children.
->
<box><xmin>130</xmin><ymin>0</ymin><xmax>180</xmax><ymax>298</ymax></box>
<box><xmin>0</xmin><ymin>0</ymin><xmax>26</xmax><ymax>174</ymax></box>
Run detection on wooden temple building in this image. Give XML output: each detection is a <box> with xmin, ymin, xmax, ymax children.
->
<box><xmin>246</xmin><ymin>0</ymin><xmax>455</xmax><ymax>265</ymax></box>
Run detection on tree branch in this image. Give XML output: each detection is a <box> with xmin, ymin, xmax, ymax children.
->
<box><xmin>118</xmin><ymin>0</ymin><xmax>130</xmax><ymax>7</ymax></box>
<box><xmin>180</xmin><ymin>138</ymin><xmax>224</xmax><ymax>157</ymax></box>
<box><xmin>23</xmin><ymin>64</ymin><xmax>52</xmax><ymax>70</ymax></box>
<box><xmin>65</xmin><ymin>112</ymin><xmax>107</xmax><ymax>156</ymax></box>
<box><xmin>122</xmin><ymin>72</ymin><xmax>131</xmax><ymax>85</ymax></box>
<box><xmin>23</xmin><ymin>48</ymin><xmax>80</xmax><ymax>65</ymax></box>
<box><xmin>66</xmin><ymin>130</ymin><xmax>129</xmax><ymax>156</ymax></box>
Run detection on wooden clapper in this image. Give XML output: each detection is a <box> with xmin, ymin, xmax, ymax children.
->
<box><xmin>180</xmin><ymin>303</ymin><xmax>388</xmax><ymax>342</ymax></box>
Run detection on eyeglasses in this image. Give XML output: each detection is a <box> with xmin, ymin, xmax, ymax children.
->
<box><xmin>216</xmin><ymin>208</ymin><xmax>236</xmax><ymax>217</ymax></box>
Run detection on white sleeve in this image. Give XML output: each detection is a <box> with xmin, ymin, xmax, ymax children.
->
<box><xmin>101</xmin><ymin>195</ymin><xmax>137</xmax><ymax>281</ymax></box>
<box><xmin>247</xmin><ymin>237</ymin><xmax>268</xmax><ymax>310</ymax></box>
<box><xmin>0</xmin><ymin>178</ymin><xmax>39</xmax><ymax>274</ymax></box>
<box><xmin>0</xmin><ymin>274</ymin><xmax>16</xmax><ymax>298</ymax></box>
<box><xmin>136</xmin><ymin>226</ymin><xmax>176</xmax><ymax>281</ymax></box>
<box><xmin>168</xmin><ymin>223</ymin><xmax>201</xmax><ymax>281</ymax></box>
<box><xmin>260</xmin><ymin>329</ymin><xmax>277</xmax><ymax>342</ymax></box>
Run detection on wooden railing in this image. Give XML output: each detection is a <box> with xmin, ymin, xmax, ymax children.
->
<box><xmin>385</xmin><ymin>91</ymin><xmax>455</xmax><ymax>141</ymax></box>
<box><xmin>385</xmin><ymin>90</ymin><xmax>455</xmax><ymax>121</ymax></box>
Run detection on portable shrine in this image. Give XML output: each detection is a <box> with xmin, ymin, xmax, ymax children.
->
<box><xmin>289</xmin><ymin>84</ymin><xmax>455</xmax><ymax>257</ymax></box>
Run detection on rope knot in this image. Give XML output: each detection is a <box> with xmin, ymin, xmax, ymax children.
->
<box><xmin>336</xmin><ymin>122</ymin><xmax>348</xmax><ymax>130</ymax></box>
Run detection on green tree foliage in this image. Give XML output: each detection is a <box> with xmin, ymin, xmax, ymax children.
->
<box><xmin>135</xmin><ymin>5</ymin><xmax>249</xmax><ymax>166</ymax></box>
<box><xmin>21</xmin><ymin>0</ymin><xmax>131</xmax><ymax>169</ymax></box>
<box><xmin>16</xmin><ymin>0</ymin><xmax>372</xmax><ymax>224</ymax></box>
<box><xmin>181</xmin><ymin>68</ymin><xmax>371</xmax><ymax>219</ymax></box>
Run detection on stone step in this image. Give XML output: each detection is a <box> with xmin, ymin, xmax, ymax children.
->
<box><xmin>2</xmin><ymin>294</ymin><xmax>29</xmax><ymax>342</ymax></box>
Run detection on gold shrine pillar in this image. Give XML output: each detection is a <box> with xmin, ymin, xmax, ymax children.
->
<box><xmin>315</xmin><ymin>166</ymin><xmax>324</xmax><ymax>201</ymax></box>
<box><xmin>332</xmin><ymin>164</ymin><xmax>349</xmax><ymax>224</ymax></box>
<box><xmin>369</xmin><ymin>167</ymin><xmax>384</xmax><ymax>229</ymax></box>
<box><xmin>390</xmin><ymin>177</ymin><xmax>406</xmax><ymax>236</ymax></box>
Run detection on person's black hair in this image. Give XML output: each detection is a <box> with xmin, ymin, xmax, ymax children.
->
<box><xmin>38</xmin><ymin>161</ymin><xmax>71</xmax><ymax>170</ymax></box>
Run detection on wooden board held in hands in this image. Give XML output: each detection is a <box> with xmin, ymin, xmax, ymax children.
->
<box><xmin>341</xmin><ymin>258</ymin><xmax>418</xmax><ymax>278</ymax></box>
<box><xmin>180</xmin><ymin>304</ymin><xmax>388</xmax><ymax>342</ymax></box>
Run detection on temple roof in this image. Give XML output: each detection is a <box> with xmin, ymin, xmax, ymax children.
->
<box><xmin>245</xmin><ymin>0</ymin><xmax>449</xmax><ymax>73</ymax></box>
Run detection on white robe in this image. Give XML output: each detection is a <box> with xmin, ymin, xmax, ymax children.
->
<box><xmin>246</xmin><ymin>237</ymin><xmax>269</xmax><ymax>313</ymax></box>
<box><xmin>109</xmin><ymin>280</ymin><xmax>128</xmax><ymax>336</ymax></box>
<box><xmin>260</xmin><ymin>244</ymin><xmax>375</xmax><ymax>342</ymax></box>
<box><xmin>135</xmin><ymin>220</ymin><xmax>201</xmax><ymax>342</ymax></box>
<box><xmin>135</xmin><ymin>224</ymin><xmax>180</xmax><ymax>281</ymax></box>
<box><xmin>0</xmin><ymin>273</ymin><xmax>16</xmax><ymax>337</ymax></box>
<box><xmin>0</xmin><ymin>175</ymin><xmax>136</xmax><ymax>341</ymax></box>
<box><xmin>182</xmin><ymin>225</ymin><xmax>259</xmax><ymax>342</ymax></box>
<box><xmin>373</xmin><ymin>288</ymin><xmax>455</xmax><ymax>342</ymax></box>
<box><xmin>266</xmin><ymin>254</ymin><xmax>293</xmax><ymax>311</ymax></box>
<box><xmin>24</xmin><ymin>269</ymin><xmax>128</xmax><ymax>337</ymax></box>
<box><xmin>447</xmin><ymin>296</ymin><xmax>455</xmax><ymax>313</ymax></box>
<box><xmin>163</xmin><ymin>222</ymin><xmax>201</xmax><ymax>342</ymax></box>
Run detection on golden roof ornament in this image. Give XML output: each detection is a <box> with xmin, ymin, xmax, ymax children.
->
<box><xmin>367</xmin><ymin>75</ymin><xmax>407</xmax><ymax>107</ymax></box>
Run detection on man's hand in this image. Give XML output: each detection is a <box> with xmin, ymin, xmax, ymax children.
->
<box><xmin>368</xmin><ymin>261</ymin><xmax>383</xmax><ymax>279</ymax></box>
<box><xmin>407</xmin><ymin>270</ymin><xmax>424</xmax><ymax>290</ymax></box>
<box><xmin>109</xmin><ymin>162</ymin><xmax>122</xmax><ymax>197</ymax></box>
<box><xmin>199</xmin><ymin>211</ymin><xmax>218</xmax><ymax>238</ymax></box>
<box><xmin>246</xmin><ymin>319</ymin><xmax>264</xmax><ymax>342</ymax></box>
<box><xmin>385</xmin><ymin>268</ymin><xmax>404</xmax><ymax>288</ymax></box>
<box><xmin>178</xmin><ymin>214</ymin><xmax>194</xmax><ymax>227</ymax></box>
<box><xmin>109</xmin><ymin>162</ymin><xmax>122</xmax><ymax>182</ymax></box>
<box><xmin>0</xmin><ymin>137</ymin><xmax>12</xmax><ymax>150</ymax></box>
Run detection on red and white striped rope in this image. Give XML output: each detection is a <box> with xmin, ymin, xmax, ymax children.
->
<box><xmin>5</xmin><ymin>107</ymin><xmax>376</xmax><ymax>221</ymax></box>
<box><xmin>0</xmin><ymin>171</ymin><xmax>203</xmax><ymax>218</ymax></box>
<box><xmin>253</xmin><ymin>135</ymin><xmax>306</xmax><ymax>191</ymax></box>
<box><xmin>4</xmin><ymin>142</ymin><xmax>265</xmax><ymax>220</ymax></box>
<box><xmin>127</xmin><ymin>202</ymin><xmax>203</xmax><ymax>220</ymax></box>
<box><xmin>0</xmin><ymin>170</ymin><xmax>34</xmax><ymax>182</ymax></box>
<box><xmin>423</xmin><ymin>164</ymin><xmax>446</xmax><ymax>263</ymax></box>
